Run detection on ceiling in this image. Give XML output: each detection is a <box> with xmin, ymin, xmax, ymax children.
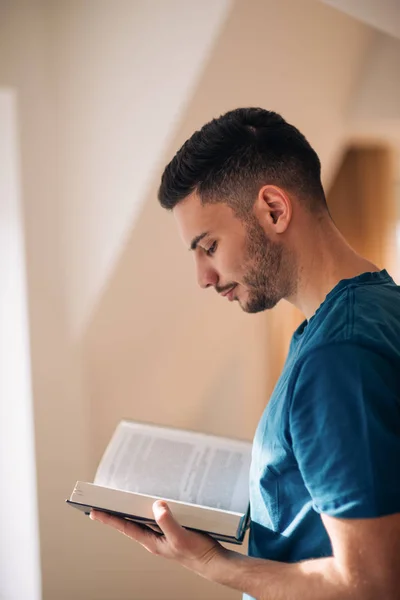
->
<box><xmin>320</xmin><ymin>0</ymin><xmax>400</xmax><ymax>39</ymax></box>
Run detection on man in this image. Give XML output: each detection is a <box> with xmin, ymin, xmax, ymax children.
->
<box><xmin>91</xmin><ymin>108</ymin><xmax>400</xmax><ymax>599</ymax></box>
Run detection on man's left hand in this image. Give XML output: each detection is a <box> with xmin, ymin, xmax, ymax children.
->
<box><xmin>90</xmin><ymin>501</ymin><xmax>225</xmax><ymax>577</ymax></box>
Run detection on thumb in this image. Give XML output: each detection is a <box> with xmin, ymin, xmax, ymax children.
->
<box><xmin>152</xmin><ymin>501</ymin><xmax>184</xmax><ymax>539</ymax></box>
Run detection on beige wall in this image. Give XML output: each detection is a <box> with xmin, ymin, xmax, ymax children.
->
<box><xmin>51</xmin><ymin>0</ymin><xmax>232</xmax><ymax>335</ymax></box>
<box><xmin>0</xmin><ymin>1</ymin><xmax>235</xmax><ymax>598</ymax></box>
<box><xmin>1</xmin><ymin>0</ymin><xmax>399</xmax><ymax>599</ymax></box>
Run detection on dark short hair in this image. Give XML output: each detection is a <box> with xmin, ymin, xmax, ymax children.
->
<box><xmin>158</xmin><ymin>107</ymin><xmax>327</xmax><ymax>216</ymax></box>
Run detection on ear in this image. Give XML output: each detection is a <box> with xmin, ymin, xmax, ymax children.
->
<box><xmin>253</xmin><ymin>185</ymin><xmax>292</xmax><ymax>234</ymax></box>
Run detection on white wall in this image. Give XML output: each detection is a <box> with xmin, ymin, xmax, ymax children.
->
<box><xmin>0</xmin><ymin>89</ymin><xmax>41</xmax><ymax>600</ymax></box>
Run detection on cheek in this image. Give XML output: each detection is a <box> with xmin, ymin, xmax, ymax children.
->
<box><xmin>219</xmin><ymin>255</ymin><xmax>245</xmax><ymax>283</ymax></box>
<box><xmin>231</xmin><ymin>247</ymin><xmax>248</xmax><ymax>276</ymax></box>
<box><xmin>217</xmin><ymin>238</ymin><xmax>248</xmax><ymax>282</ymax></box>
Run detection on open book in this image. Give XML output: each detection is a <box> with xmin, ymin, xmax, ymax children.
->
<box><xmin>67</xmin><ymin>420</ymin><xmax>252</xmax><ymax>544</ymax></box>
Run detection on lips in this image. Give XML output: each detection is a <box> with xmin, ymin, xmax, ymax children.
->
<box><xmin>221</xmin><ymin>285</ymin><xmax>237</xmax><ymax>298</ymax></box>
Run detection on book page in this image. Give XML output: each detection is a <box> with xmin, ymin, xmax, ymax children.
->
<box><xmin>94</xmin><ymin>421</ymin><xmax>252</xmax><ymax>514</ymax></box>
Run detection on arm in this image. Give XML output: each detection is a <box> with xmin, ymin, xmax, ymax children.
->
<box><xmin>91</xmin><ymin>505</ymin><xmax>400</xmax><ymax>600</ymax></box>
<box><xmin>207</xmin><ymin>512</ymin><xmax>400</xmax><ymax>600</ymax></box>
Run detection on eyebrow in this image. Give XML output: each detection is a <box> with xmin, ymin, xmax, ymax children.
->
<box><xmin>189</xmin><ymin>231</ymin><xmax>209</xmax><ymax>251</ymax></box>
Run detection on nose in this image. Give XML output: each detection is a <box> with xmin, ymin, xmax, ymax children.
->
<box><xmin>195</xmin><ymin>255</ymin><xmax>218</xmax><ymax>289</ymax></box>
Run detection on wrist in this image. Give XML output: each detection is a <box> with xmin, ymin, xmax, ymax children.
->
<box><xmin>197</xmin><ymin>545</ymin><xmax>239</xmax><ymax>584</ymax></box>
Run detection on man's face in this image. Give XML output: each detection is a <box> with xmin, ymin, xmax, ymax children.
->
<box><xmin>173</xmin><ymin>193</ymin><xmax>285</xmax><ymax>313</ymax></box>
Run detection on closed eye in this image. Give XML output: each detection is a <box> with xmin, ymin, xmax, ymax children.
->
<box><xmin>206</xmin><ymin>241</ymin><xmax>218</xmax><ymax>257</ymax></box>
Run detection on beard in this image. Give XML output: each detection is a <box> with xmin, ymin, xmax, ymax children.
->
<box><xmin>240</xmin><ymin>216</ymin><xmax>293</xmax><ymax>313</ymax></box>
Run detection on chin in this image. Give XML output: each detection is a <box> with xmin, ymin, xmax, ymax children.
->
<box><xmin>242</xmin><ymin>293</ymin><xmax>279</xmax><ymax>313</ymax></box>
<box><xmin>242</xmin><ymin>303</ymin><xmax>267</xmax><ymax>314</ymax></box>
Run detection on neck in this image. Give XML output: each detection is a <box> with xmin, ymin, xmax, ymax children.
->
<box><xmin>286</xmin><ymin>217</ymin><xmax>380</xmax><ymax>320</ymax></box>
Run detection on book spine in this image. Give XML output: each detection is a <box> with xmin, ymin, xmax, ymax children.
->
<box><xmin>235</xmin><ymin>504</ymin><xmax>251</xmax><ymax>540</ymax></box>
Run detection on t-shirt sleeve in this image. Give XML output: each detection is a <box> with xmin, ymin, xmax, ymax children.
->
<box><xmin>289</xmin><ymin>342</ymin><xmax>400</xmax><ymax>518</ymax></box>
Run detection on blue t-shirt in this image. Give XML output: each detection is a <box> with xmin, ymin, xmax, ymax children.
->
<box><xmin>247</xmin><ymin>270</ymin><xmax>400</xmax><ymax>576</ymax></box>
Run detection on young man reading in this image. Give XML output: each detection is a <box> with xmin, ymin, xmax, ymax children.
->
<box><xmin>91</xmin><ymin>108</ymin><xmax>400</xmax><ymax>599</ymax></box>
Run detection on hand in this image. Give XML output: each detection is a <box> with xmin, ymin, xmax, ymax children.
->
<box><xmin>90</xmin><ymin>501</ymin><xmax>225</xmax><ymax>577</ymax></box>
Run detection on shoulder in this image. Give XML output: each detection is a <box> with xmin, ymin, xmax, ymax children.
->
<box><xmin>350</xmin><ymin>274</ymin><xmax>400</xmax><ymax>355</ymax></box>
<box><xmin>300</xmin><ymin>271</ymin><xmax>400</xmax><ymax>359</ymax></box>
<box><xmin>287</xmin><ymin>341</ymin><xmax>400</xmax><ymax>433</ymax></box>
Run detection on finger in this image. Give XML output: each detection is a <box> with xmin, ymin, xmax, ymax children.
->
<box><xmin>90</xmin><ymin>510</ymin><xmax>157</xmax><ymax>545</ymax></box>
<box><xmin>152</xmin><ymin>501</ymin><xmax>186</xmax><ymax>541</ymax></box>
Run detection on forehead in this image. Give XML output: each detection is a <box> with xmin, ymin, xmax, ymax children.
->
<box><xmin>173</xmin><ymin>192</ymin><xmax>243</xmax><ymax>247</ymax></box>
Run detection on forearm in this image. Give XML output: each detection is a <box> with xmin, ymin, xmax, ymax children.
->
<box><xmin>201</xmin><ymin>548</ymin><xmax>366</xmax><ymax>600</ymax></box>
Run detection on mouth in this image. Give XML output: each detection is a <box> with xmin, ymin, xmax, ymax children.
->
<box><xmin>221</xmin><ymin>285</ymin><xmax>237</xmax><ymax>299</ymax></box>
